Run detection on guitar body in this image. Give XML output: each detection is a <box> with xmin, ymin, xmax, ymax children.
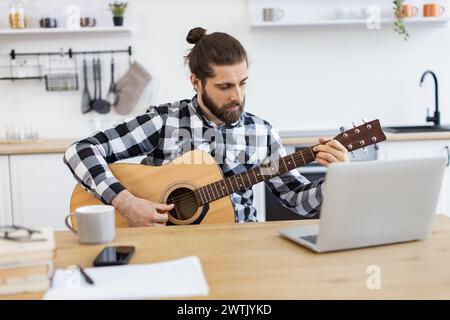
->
<box><xmin>70</xmin><ymin>150</ymin><xmax>235</xmax><ymax>227</ymax></box>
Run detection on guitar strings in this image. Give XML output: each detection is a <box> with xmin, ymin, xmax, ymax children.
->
<box><xmin>165</xmin><ymin>151</ymin><xmax>316</xmax><ymax>206</ymax></box>
<box><xmin>161</xmin><ymin>137</ymin><xmax>378</xmax><ymax>207</ymax></box>
<box><xmin>164</xmin><ymin>151</ymin><xmax>316</xmax><ymax>205</ymax></box>
<box><xmin>163</xmin><ymin>151</ymin><xmax>316</xmax><ymax>207</ymax></box>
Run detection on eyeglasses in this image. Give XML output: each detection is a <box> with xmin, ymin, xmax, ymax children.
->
<box><xmin>0</xmin><ymin>225</ymin><xmax>45</xmax><ymax>242</ymax></box>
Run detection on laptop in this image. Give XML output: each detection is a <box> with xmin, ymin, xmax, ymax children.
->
<box><xmin>278</xmin><ymin>157</ymin><xmax>446</xmax><ymax>253</ymax></box>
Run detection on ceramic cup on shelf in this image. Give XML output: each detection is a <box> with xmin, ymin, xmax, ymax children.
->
<box><xmin>397</xmin><ymin>3</ymin><xmax>419</xmax><ymax>18</ymax></box>
<box><xmin>80</xmin><ymin>16</ymin><xmax>96</xmax><ymax>27</ymax></box>
<box><xmin>359</xmin><ymin>7</ymin><xmax>370</xmax><ymax>19</ymax></box>
<box><xmin>423</xmin><ymin>3</ymin><xmax>446</xmax><ymax>17</ymax></box>
<box><xmin>39</xmin><ymin>17</ymin><xmax>57</xmax><ymax>28</ymax></box>
<box><xmin>348</xmin><ymin>8</ymin><xmax>367</xmax><ymax>19</ymax></box>
<box><xmin>262</xmin><ymin>7</ymin><xmax>285</xmax><ymax>22</ymax></box>
<box><xmin>335</xmin><ymin>8</ymin><xmax>351</xmax><ymax>20</ymax></box>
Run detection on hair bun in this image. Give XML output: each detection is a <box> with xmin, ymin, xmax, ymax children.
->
<box><xmin>186</xmin><ymin>27</ymin><xmax>207</xmax><ymax>45</ymax></box>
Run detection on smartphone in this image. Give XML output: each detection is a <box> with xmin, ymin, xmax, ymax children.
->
<box><xmin>93</xmin><ymin>246</ymin><xmax>135</xmax><ymax>267</ymax></box>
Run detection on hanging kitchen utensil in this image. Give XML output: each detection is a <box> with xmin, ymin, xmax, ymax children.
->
<box><xmin>45</xmin><ymin>53</ymin><xmax>78</xmax><ymax>91</ymax></box>
<box><xmin>93</xmin><ymin>58</ymin><xmax>111</xmax><ymax>114</ymax></box>
<box><xmin>90</xmin><ymin>57</ymin><xmax>97</xmax><ymax>110</ymax></box>
<box><xmin>0</xmin><ymin>55</ymin><xmax>43</xmax><ymax>80</ymax></box>
<box><xmin>81</xmin><ymin>58</ymin><xmax>92</xmax><ymax>113</ymax></box>
<box><xmin>106</xmin><ymin>55</ymin><xmax>118</xmax><ymax>106</ymax></box>
<box><xmin>114</xmin><ymin>61</ymin><xmax>152</xmax><ymax>115</ymax></box>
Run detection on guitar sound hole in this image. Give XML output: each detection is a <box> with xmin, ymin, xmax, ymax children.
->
<box><xmin>167</xmin><ymin>188</ymin><xmax>199</xmax><ymax>221</ymax></box>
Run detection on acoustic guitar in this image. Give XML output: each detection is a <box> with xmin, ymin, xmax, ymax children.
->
<box><xmin>70</xmin><ymin>119</ymin><xmax>386</xmax><ymax>227</ymax></box>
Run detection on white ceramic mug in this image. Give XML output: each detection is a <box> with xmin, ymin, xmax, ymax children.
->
<box><xmin>65</xmin><ymin>205</ymin><xmax>116</xmax><ymax>244</ymax></box>
<box><xmin>263</xmin><ymin>8</ymin><xmax>285</xmax><ymax>22</ymax></box>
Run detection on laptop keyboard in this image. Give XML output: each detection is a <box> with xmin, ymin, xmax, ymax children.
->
<box><xmin>300</xmin><ymin>234</ymin><xmax>317</xmax><ymax>244</ymax></box>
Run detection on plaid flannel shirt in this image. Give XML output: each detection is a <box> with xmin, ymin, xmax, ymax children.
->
<box><xmin>63</xmin><ymin>96</ymin><xmax>324</xmax><ymax>222</ymax></box>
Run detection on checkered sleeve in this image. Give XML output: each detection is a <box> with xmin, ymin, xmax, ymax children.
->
<box><xmin>63</xmin><ymin>108</ymin><xmax>165</xmax><ymax>205</ymax></box>
<box><xmin>264</xmin><ymin>125</ymin><xmax>324</xmax><ymax>217</ymax></box>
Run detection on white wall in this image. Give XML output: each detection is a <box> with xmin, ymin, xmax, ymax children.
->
<box><xmin>1</xmin><ymin>0</ymin><xmax>450</xmax><ymax>140</ymax></box>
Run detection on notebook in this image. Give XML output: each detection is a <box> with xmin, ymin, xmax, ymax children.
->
<box><xmin>43</xmin><ymin>256</ymin><xmax>209</xmax><ymax>300</ymax></box>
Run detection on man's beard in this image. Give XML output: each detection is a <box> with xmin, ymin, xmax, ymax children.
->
<box><xmin>201</xmin><ymin>89</ymin><xmax>245</xmax><ymax>125</ymax></box>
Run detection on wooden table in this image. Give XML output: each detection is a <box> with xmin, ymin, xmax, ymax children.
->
<box><xmin>6</xmin><ymin>215</ymin><xmax>450</xmax><ymax>299</ymax></box>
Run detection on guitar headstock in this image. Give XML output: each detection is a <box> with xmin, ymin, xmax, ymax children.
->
<box><xmin>333</xmin><ymin>119</ymin><xmax>386</xmax><ymax>152</ymax></box>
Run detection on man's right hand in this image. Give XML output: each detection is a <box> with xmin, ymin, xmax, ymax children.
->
<box><xmin>111</xmin><ymin>190</ymin><xmax>175</xmax><ymax>227</ymax></box>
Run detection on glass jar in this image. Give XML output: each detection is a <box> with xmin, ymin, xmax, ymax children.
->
<box><xmin>8</xmin><ymin>1</ymin><xmax>17</xmax><ymax>29</ymax></box>
<box><xmin>16</xmin><ymin>2</ymin><xmax>26</xmax><ymax>29</ymax></box>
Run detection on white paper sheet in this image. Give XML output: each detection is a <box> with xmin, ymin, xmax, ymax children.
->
<box><xmin>43</xmin><ymin>256</ymin><xmax>209</xmax><ymax>300</ymax></box>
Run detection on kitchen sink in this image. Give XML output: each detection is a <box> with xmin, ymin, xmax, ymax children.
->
<box><xmin>383</xmin><ymin>125</ymin><xmax>450</xmax><ymax>133</ymax></box>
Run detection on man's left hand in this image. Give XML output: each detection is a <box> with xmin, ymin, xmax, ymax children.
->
<box><xmin>312</xmin><ymin>138</ymin><xmax>349</xmax><ymax>167</ymax></box>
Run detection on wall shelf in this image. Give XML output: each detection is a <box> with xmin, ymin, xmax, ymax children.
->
<box><xmin>251</xmin><ymin>17</ymin><xmax>450</xmax><ymax>28</ymax></box>
<box><xmin>0</xmin><ymin>26</ymin><xmax>132</xmax><ymax>35</ymax></box>
<box><xmin>0</xmin><ymin>0</ymin><xmax>134</xmax><ymax>36</ymax></box>
<box><xmin>249</xmin><ymin>0</ymin><xmax>449</xmax><ymax>28</ymax></box>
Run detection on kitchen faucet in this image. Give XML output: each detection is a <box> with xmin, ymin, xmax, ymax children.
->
<box><xmin>420</xmin><ymin>70</ymin><xmax>440</xmax><ymax>126</ymax></box>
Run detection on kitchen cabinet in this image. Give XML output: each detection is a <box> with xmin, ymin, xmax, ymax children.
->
<box><xmin>2</xmin><ymin>152</ymin><xmax>147</xmax><ymax>231</ymax></box>
<box><xmin>0</xmin><ymin>156</ymin><xmax>13</xmax><ymax>225</ymax></box>
<box><xmin>377</xmin><ymin>140</ymin><xmax>450</xmax><ymax>216</ymax></box>
<box><xmin>9</xmin><ymin>154</ymin><xmax>75</xmax><ymax>230</ymax></box>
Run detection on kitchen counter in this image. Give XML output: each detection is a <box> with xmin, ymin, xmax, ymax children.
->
<box><xmin>1</xmin><ymin>131</ymin><xmax>450</xmax><ymax>155</ymax></box>
<box><xmin>0</xmin><ymin>139</ymin><xmax>77</xmax><ymax>155</ymax></box>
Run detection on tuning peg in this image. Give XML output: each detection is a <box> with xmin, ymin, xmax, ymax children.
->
<box><xmin>340</xmin><ymin>126</ymin><xmax>349</xmax><ymax>138</ymax></box>
<box><xmin>374</xmin><ymin>144</ymin><xmax>379</xmax><ymax>151</ymax></box>
<box><xmin>352</xmin><ymin>122</ymin><xmax>360</xmax><ymax>134</ymax></box>
<box><xmin>362</xmin><ymin>147</ymin><xmax>368</xmax><ymax>154</ymax></box>
<box><xmin>362</xmin><ymin>117</ymin><xmax>368</xmax><ymax>123</ymax></box>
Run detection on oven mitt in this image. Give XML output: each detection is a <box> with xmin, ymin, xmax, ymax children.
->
<box><xmin>114</xmin><ymin>62</ymin><xmax>152</xmax><ymax>115</ymax></box>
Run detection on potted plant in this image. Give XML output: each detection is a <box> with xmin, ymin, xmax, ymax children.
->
<box><xmin>109</xmin><ymin>2</ymin><xmax>128</xmax><ymax>26</ymax></box>
<box><xmin>393</xmin><ymin>0</ymin><xmax>409</xmax><ymax>41</ymax></box>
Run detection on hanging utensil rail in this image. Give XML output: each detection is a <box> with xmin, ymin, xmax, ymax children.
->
<box><xmin>0</xmin><ymin>46</ymin><xmax>132</xmax><ymax>81</ymax></box>
<box><xmin>9</xmin><ymin>46</ymin><xmax>132</xmax><ymax>60</ymax></box>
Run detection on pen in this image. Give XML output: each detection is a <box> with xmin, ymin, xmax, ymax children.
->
<box><xmin>77</xmin><ymin>265</ymin><xmax>95</xmax><ymax>285</ymax></box>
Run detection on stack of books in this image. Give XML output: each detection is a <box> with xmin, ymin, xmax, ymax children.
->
<box><xmin>0</xmin><ymin>227</ymin><xmax>55</xmax><ymax>296</ymax></box>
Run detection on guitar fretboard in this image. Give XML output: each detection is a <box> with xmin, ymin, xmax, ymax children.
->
<box><xmin>194</xmin><ymin>146</ymin><xmax>317</xmax><ymax>205</ymax></box>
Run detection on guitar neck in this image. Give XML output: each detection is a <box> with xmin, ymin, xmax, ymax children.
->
<box><xmin>195</xmin><ymin>146</ymin><xmax>317</xmax><ymax>205</ymax></box>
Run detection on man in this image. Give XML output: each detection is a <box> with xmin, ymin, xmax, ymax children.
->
<box><xmin>64</xmin><ymin>27</ymin><xmax>349</xmax><ymax>227</ymax></box>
